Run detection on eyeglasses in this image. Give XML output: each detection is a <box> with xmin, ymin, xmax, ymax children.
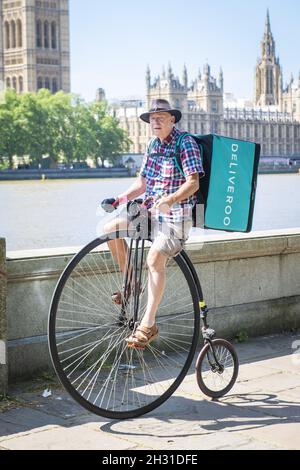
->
<box><xmin>150</xmin><ymin>115</ymin><xmax>170</xmax><ymax>123</ymax></box>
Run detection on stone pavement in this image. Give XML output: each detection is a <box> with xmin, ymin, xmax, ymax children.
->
<box><xmin>0</xmin><ymin>332</ymin><xmax>299</xmax><ymax>450</ymax></box>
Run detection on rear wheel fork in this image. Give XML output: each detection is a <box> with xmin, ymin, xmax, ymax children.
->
<box><xmin>199</xmin><ymin>301</ymin><xmax>224</xmax><ymax>372</ymax></box>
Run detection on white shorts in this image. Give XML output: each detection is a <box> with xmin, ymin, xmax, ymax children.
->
<box><xmin>150</xmin><ymin>218</ymin><xmax>193</xmax><ymax>258</ymax></box>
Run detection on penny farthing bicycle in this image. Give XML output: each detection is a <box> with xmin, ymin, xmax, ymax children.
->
<box><xmin>48</xmin><ymin>199</ymin><xmax>239</xmax><ymax>420</ymax></box>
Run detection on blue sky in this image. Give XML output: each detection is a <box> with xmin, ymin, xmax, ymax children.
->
<box><xmin>70</xmin><ymin>0</ymin><xmax>300</xmax><ymax>102</ymax></box>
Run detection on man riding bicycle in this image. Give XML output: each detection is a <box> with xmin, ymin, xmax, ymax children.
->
<box><xmin>104</xmin><ymin>99</ymin><xmax>204</xmax><ymax>349</ymax></box>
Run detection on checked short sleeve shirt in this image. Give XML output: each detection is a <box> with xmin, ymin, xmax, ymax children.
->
<box><xmin>140</xmin><ymin>127</ymin><xmax>205</xmax><ymax>223</ymax></box>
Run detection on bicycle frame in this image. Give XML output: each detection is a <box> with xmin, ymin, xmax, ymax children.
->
<box><xmin>119</xmin><ymin>237</ymin><xmax>146</xmax><ymax>331</ymax></box>
<box><xmin>121</xmin><ymin>235</ymin><xmax>213</xmax><ymax>335</ymax></box>
<box><xmin>180</xmin><ymin>250</ymin><xmax>224</xmax><ymax>371</ymax></box>
<box><xmin>115</xmin><ymin>201</ymin><xmax>223</xmax><ymax>371</ymax></box>
<box><xmin>180</xmin><ymin>250</ymin><xmax>209</xmax><ymax>329</ymax></box>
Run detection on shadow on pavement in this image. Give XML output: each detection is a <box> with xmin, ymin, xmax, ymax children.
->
<box><xmin>99</xmin><ymin>391</ymin><xmax>300</xmax><ymax>439</ymax></box>
<box><xmin>1</xmin><ymin>332</ymin><xmax>299</xmax><ymax>440</ymax></box>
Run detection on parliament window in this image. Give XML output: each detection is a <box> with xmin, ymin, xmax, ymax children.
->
<box><xmin>211</xmin><ymin>100</ymin><xmax>218</xmax><ymax>113</ymax></box>
<box><xmin>263</xmin><ymin>126</ymin><xmax>267</xmax><ymax>138</ymax></box>
<box><xmin>45</xmin><ymin>77</ymin><xmax>50</xmax><ymax>90</ymax></box>
<box><xmin>4</xmin><ymin>22</ymin><xmax>10</xmax><ymax>49</ymax></box>
<box><xmin>44</xmin><ymin>21</ymin><xmax>49</xmax><ymax>48</ymax></box>
<box><xmin>267</xmin><ymin>69</ymin><xmax>273</xmax><ymax>95</ymax></box>
<box><xmin>51</xmin><ymin>22</ymin><xmax>57</xmax><ymax>49</ymax></box>
<box><xmin>36</xmin><ymin>20</ymin><xmax>42</xmax><ymax>47</ymax></box>
<box><xmin>19</xmin><ymin>76</ymin><xmax>23</xmax><ymax>93</ymax></box>
<box><xmin>16</xmin><ymin>19</ymin><xmax>22</xmax><ymax>47</ymax></box>
<box><xmin>52</xmin><ymin>78</ymin><xmax>58</xmax><ymax>93</ymax></box>
<box><xmin>11</xmin><ymin>20</ymin><xmax>16</xmax><ymax>48</ymax></box>
<box><xmin>37</xmin><ymin>77</ymin><xmax>43</xmax><ymax>89</ymax></box>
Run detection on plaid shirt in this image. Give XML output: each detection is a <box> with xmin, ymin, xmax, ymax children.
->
<box><xmin>140</xmin><ymin>127</ymin><xmax>205</xmax><ymax>223</ymax></box>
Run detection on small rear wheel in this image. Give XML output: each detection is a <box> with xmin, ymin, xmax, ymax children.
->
<box><xmin>196</xmin><ymin>339</ymin><xmax>239</xmax><ymax>399</ymax></box>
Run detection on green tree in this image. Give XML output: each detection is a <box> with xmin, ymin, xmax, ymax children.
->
<box><xmin>48</xmin><ymin>94</ymin><xmax>95</xmax><ymax>166</ymax></box>
<box><xmin>0</xmin><ymin>90</ymin><xmax>131</xmax><ymax>170</ymax></box>
<box><xmin>66</xmin><ymin>97</ymin><xmax>95</xmax><ymax>164</ymax></box>
<box><xmin>34</xmin><ymin>89</ymin><xmax>69</xmax><ymax>167</ymax></box>
<box><xmin>17</xmin><ymin>90</ymin><xmax>52</xmax><ymax>166</ymax></box>
<box><xmin>0</xmin><ymin>90</ymin><xmax>24</xmax><ymax>169</ymax></box>
<box><xmin>88</xmin><ymin>101</ymin><xmax>131</xmax><ymax>167</ymax></box>
<box><xmin>38</xmin><ymin>90</ymin><xmax>75</xmax><ymax>166</ymax></box>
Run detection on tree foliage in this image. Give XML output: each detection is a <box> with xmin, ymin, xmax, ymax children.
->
<box><xmin>0</xmin><ymin>89</ymin><xmax>131</xmax><ymax>169</ymax></box>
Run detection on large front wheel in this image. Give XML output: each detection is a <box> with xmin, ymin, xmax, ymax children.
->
<box><xmin>48</xmin><ymin>231</ymin><xmax>200</xmax><ymax>420</ymax></box>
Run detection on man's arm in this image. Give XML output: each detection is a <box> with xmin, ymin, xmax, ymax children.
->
<box><xmin>155</xmin><ymin>173</ymin><xmax>199</xmax><ymax>213</ymax></box>
<box><xmin>117</xmin><ymin>175</ymin><xmax>147</xmax><ymax>204</ymax></box>
<box><xmin>168</xmin><ymin>173</ymin><xmax>199</xmax><ymax>205</ymax></box>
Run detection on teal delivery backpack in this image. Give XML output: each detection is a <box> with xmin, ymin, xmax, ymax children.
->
<box><xmin>175</xmin><ymin>134</ymin><xmax>261</xmax><ymax>233</ymax></box>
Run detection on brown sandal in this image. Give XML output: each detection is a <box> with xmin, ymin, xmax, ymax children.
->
<box><xmin>126</xmin><ymin>324</ymin><xmax>159</xmax><ymax>349</ymax></box>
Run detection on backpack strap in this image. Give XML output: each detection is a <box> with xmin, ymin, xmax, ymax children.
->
<box><xmin>174</xmin><ymin>132</ymin><xmax>188</xmax><ymax>178</ymax></box>
<box><xmin>174</xmin><ymin>133</ymin><xmax>205</xmax><ymax>227</ymax></box>
<box><xmin>147</xmin><ymin>137</ymin><xmax>158</xmax><ymax>155</ymax></box>
<box><xmin>174</xmin><ymin>132</ymin><xmax>203</xmax><ymax>178</ymax></box>
<box><xmin>141</xmin><ymin>137</ymin><xmax>157</xmax><ymax>173</ymax></box>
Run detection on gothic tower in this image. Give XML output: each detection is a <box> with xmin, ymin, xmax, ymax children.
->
<box><xmin>255</xmin><ymin>9</ymin><xmax>282</xmax><ymax>106</ymax></box>
<box><xmin>146</xmin><ymin>63</ymin><xmax>189</xmax><ymax>128</ymax></box>
<box><xmin>146</xmin><ymin>63</ymin><xmax>188</xmax><ymax>112</ymax></box>
<box><xmin>0</xmin><ymin>0</ymin><xmax>70</xmax><ymax>94</ymax></box>
<box><xmin>189</xmin><ymin>63</ymin><xmax>223</xmax><ymax>115</ymax></box>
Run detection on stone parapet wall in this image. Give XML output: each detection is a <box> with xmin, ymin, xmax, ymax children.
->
<box><xmin>5</xmin><ymin>230</ymin><xmax>300</xmax><ymax>381</ymax></box>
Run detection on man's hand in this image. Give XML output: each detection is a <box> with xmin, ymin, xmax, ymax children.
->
<box><xmin>154</xmin><ymin>195</ymin><xmax>174</xmax><ymax>214</ymax></box>
<box><xmin>152</xmin><ymin>174</ymin><xmax>199</xmax><ymax>215</ymax></box>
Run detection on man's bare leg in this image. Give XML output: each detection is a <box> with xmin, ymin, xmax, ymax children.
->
<box><xmin>140</xmin><ymin>247</ymin><xmax>168</xmax><ymax>328</ymax></box>
<box><xmin>103</xmin><ymin>218</ymin><xmax>129</xmax><ymax>274</ymax></box>
<box><xmin>107</xmin><ymin>239</ymin><xmax>129</xmax><ymax>274</ymax></box>
<box><xmin>104</xmin><ymin>218</ymin><xmax>168</xmax><ymax>328</ymax></box>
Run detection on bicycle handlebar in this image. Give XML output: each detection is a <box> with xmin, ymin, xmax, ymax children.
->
<box><xmin>101</xmin><ymin>198</ymin><xmax>120</xmax><ymax>213</ymax></box>
<box><xmin>101</xmin><ymin>193</ymin><xmax>171</xmax><ymax>222</ymax></box>
<box><xmin>101</xmin><ymin>198</ymin><xmax>146</xmax><ymax>216</ymax></box>
<box><xmin>101</xmin><ymin>193</ymin><xmax>169</xmax><ymax>214</ymax></box>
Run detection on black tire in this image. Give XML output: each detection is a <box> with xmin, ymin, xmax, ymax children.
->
<box><xmin>48</xmin><ymin>231</ymin><xmax>200</xmax><ymax>420</ymax></box>
<box><xmin>196</xmin><ymin>339</ymin><xmax>239</xmax><ymax>399</ymax></box>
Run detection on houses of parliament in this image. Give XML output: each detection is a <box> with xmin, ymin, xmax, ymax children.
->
<box><xmin>0</xmin><ymin>0</ymin><xmax>70</xmax><ymax>94</ymax></box>
<box><xmin>0</xmin><ymin>4</ymin><xmax>299</xmax><ymax>157</ymax></box>
<box><xmin>114</xmin><ymin>11</ymin><xmax>300</xmax><ymax>157</ymax></box>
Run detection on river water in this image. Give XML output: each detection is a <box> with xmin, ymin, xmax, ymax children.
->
<box><xmin>0</xmin><ymin>174</ymin><xmax>300</xmax><ymax>251</ymax></box>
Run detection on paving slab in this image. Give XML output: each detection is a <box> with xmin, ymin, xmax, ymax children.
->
<box><xmin>16</xmin><ymin>389</ymin><xmax>99</xmax><ymax>422</ymax></box>
<box><xmin>0</xmin><ymin>424</ymin><xmax>138</xmax><ymax>450</ymax></box>
<box><xmin>235</xmin><ymin>420</ymin><xmax>300</xmax><ymax>450</ymax></box>
<box><xmin>0</xmin><ymin>407</ymin><xmax>65</xmax><ymax>439</ymax></box>
<box><xmin>0</xmin><ymin>333</ymin><xmax>299</xmax><ymax>450</ymax></box>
